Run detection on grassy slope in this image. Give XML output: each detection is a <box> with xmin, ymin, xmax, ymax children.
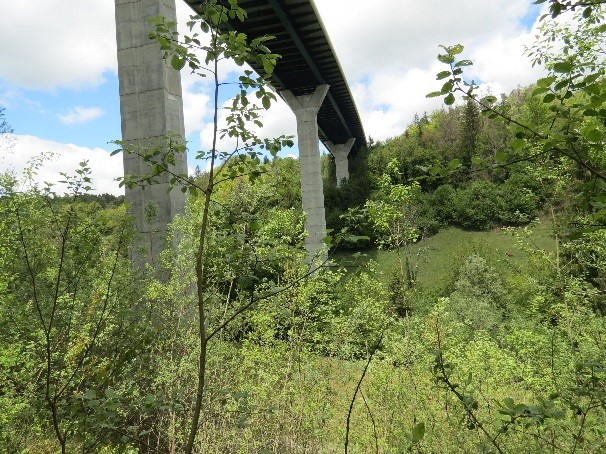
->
<box><xmin>334</xmin><ymin>218</ymin><xmax>556</xmax><ymax>294</ymax></box>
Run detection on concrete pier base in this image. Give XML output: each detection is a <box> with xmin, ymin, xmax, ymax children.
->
<box><xmin>281</xmin><ymin>85</ymin><xmax>329</xmax><ymax>259</ymax></box>
<box><xmin>326</xmin><ymin>138</ymin><xmax>355</xmax><ymax>187</ymax></box>
<box><xmin>114</xmin><ymin>0</ymin><xmax>187</xmax><ymax>268</ymax></box>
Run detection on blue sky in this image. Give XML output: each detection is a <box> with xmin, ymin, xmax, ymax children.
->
<box><xmin>5</xmin><ymin>74</ymin><xmax>120</xmax><ymax>149</ymax></box>
<box><xmin>0</xmin><ymin>0</ymin><xmax>545</xmax><ymax>195</ymax></box>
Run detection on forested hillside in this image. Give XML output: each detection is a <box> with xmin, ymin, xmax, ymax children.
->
<box><xmin>2</xmin><ymin>0</ymin><xmax>606</xmax><ymax>452</ymax></box>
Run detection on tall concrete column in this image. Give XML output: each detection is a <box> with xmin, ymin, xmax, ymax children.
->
<box><xmin>326</xmin><ymin>138</ymin><xmax>355</xmax><ymax>187</ymax></box>
<box><xmin>114</xmin><ymin>0</ymin><xmax>187</xmax><ymax>267</ymax></box>
<box><xmin>281</xmin><ymin>85</ymin><xmax>329</xmax><ymax>258</ymax></box>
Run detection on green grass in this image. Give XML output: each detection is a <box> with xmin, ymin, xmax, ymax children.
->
<box><xmin>333</xmin><ymin>218</ymin><xmax>556</xmax><ymax>294</ymax></box>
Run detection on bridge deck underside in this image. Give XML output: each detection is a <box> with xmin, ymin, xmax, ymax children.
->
<box><xmin>184</xmin><ymin>0</ymin><xmax>366</xmax><ymax>151</ymax></box>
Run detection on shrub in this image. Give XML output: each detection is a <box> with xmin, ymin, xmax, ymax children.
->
<box><xmin>496</xmin><ymin>174</ymin><xmax>540</xmax><ymax>224</ymax></box>
<box><xmin>454</xmin><ymin>180</ymin><xmax>500</xmax><ymax>229</ymax></box>
<box><xmin>447</xmin><ymin>254</ymin><xmax>507</xmax><ymax>333</ymax></box>
<box><xmin>427</xmin><ymin>184</ymin><xmax>457</xmax><ymax>225</ymax></box>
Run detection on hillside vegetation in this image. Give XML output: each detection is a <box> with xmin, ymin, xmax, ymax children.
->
<box><xmin>2</xmin><ymin>1</ymin><xmax>606</xmax><ymax>452</ymax></box>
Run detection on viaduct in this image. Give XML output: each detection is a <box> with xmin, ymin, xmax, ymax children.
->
<box><xmin>114</xmin><ymin>0</ymin><xmax>366</xmax><ymax>263</ymax></box>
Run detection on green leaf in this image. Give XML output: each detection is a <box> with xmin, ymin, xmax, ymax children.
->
<box><xmin>552</xmin><ymin>61</ymin><xmax>573</xmax><ymax>73</ymax></box>
<box><xmin>436</xmin><ymin>70</ymin><xmax>451</xmax><ymax>80</ymax></box>
<box><xmin>448</xmin><ymin>159</ymin><xmax>461</xmax><ymax>170</ymax></box>
<box><xmin>586</xmin><ymin>128</ymin><xmax>602</xmax><ymax>142</ymax></box>
<box><xmin>441</xmin><ymin>80</ymin><xmax>454</xmax><ymax>93</ymax></box>
<box><xmin>444</xmin><ymin>93</ymin><xmax>455</xmax><ymax>106</ymax></box>
<box><xmin>449</xmin><ymin>44</ymin><xmax>464</xmax><ymax>55</ymax></box>
<box><xmin>495</xmin><ymin>151</ymin><xmax>508</xmax><ymax>163</ymax></box>
<box><xmin>411</xmin><ymin>422</ymin><xmax>425</xmax><ymax>442</ymax></box>
<box><xmin>537</xmin><ymin>76</ymin><xmax>556</xmax><ymax>87</ymax></box>
<box><xmin>471</xmin><ymin>156</ymin><xmax>485</xmax><ymax>166</ymax></box>
<box><xmin>543</xmin><ymin>93</ymin><xmax>556</xmax><ymax>103</ymax></box>
<box><xmin>583</xmin><ymin>73</ymin><xmax>600</xmax><ymax>85</ymax></box>
<box><xmin>426</xmin><ymin>91</ymin><xmax>444</xmax><ymax>98</ymax></box>
<box><xmin>83</xmin><ymin>389</ymin><xmax>97</xmax><ymax>400</ymax></box>
<box><xmin>437</xmin><ymin>54</ymin><xmax>455</xmax><ymax>64</ymax></box>
<box><xmin>262</xmin><ymin>59</ymin><xmax>274</xmax><ymax>76</ymax></box>
<box><xmin>509</xmin><ymin>138</ymin><xmax>526</xmax><ymax>151</ymax></box>
<box><xmin>105</xmin><ymin>388</ymin><xmax>119</xmax><ymax>399</ymax></box>
<box><xmin>171</xmin><ymin>55</ymin><xmax>187</xmax><ymax>70</ymax></box>
<box><xmin>454</xmin><ymin>59</ymin><xmax>473</xmax><ymax>67</ymax></box>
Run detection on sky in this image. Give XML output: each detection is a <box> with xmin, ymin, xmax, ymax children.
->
<box><xmin>0</xmin><ymin>0</ymin><xmax>545</xmax><ymax>195</ymax></box>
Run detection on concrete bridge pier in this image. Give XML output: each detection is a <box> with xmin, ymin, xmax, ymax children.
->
<box><xmin>280</xmin><ymin>84</ymin><xmax>329</xmax><ymax>258</ymax></box>
<box><xmin>114</xmin><ymin>0</ymin><xmax>188</xmax><ymax>267</ymax></box>
<box><xmin>326</xmin><ymin>138</ymin><xmax>355</xmax><ymax>187</ymax></box>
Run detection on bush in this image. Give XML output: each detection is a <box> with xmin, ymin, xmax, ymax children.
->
<box><xmin>454</xmin><ymin>180</ymin><xmax>500</xmax><ymax>229</ymax></box>
<box><xmin>447</xmin><ymin>254</ymin><xmax>507</xmax><ymax>333</ymax></box>
<box><xmin>427</xmin><ymin>184</ymin><xmax>457</xmax><ymax>225</ymax></box>
<box><xmin>496</xmin><ymin>174</ymin><xmax>540</xmax><ymax>224</ymax></box>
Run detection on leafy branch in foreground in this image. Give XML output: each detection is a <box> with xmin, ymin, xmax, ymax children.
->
<box><xmin>432</xmin><ymin>319</ymin><xmax>570</xmax><ymax>454</ymax></box>
<box><xmin>111</xmin><ymin>0</ymin><xmax>302</xmax><ymax>451</ymax></box>
<box><xmin>427</xmin><ymin>4</ymin><xmax>606</xmax><ymax>228</ymax></box>
<box><xmin>4</xmin><ymin>161</ymin><xmax>137</xmax><ymax>453</ymax></box>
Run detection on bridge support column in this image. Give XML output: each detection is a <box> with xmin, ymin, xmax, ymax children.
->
<box><xmin>114</xmin><ymin>0</ymin><xmax>187</xmax><ymax>268</ymax></box>
<box><xmin>326</xmin><ymin>138</ymin><xmax>355</xmax><ymax>187</ymax></box>
<box><xmin>281</xmin><ymin>85</ymin><xmax>329</xmax><ymax>259</ymax></box>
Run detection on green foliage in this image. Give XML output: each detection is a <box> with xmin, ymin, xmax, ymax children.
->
<box><xmin>365</xmin><ymin>159</ymin><xmax>421</xmax><ymax>250</ymax></box>
<box><xmin>426</xmin><ymin>184</ymin><xmax>457</xmax><ymax>224</ymax></box>
<box><xmin>0</xmin><ymin>106</ymin><xmax>14</xmax><ymax>151</ymax></box>
<box><xmin>8</xmin><ymin>1</ymin><xmax>606</xmax><ymax>451</ymax></box>
<box><xmin>497</xmin><ymin>173</ymin><xmax>541</xmax><ymax>224</ymax></box>
<box><xmin>0</xmin><ymin>105</ymin><xmax>12</xmax><ymax>134</ymax></box>
<box><xmin>428</xmin><ymin>4</ymin><xmax>606</xmax><ymax>231</ymax></box>
<box><xmin>447</xmin><ymin>254</ymin><xmax>507</xmax><ymax>332</ymax></box>
<box><xmin>453</xmin><ymin>180</ymin><xmax>500</xmax><ymax>229</ymax></box>
<box><xmin>0</xmin><ymin>163</ymin><xmax>168</xmax><ymax>452</ymax></box>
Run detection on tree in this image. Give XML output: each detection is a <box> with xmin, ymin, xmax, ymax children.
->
<box><xmin>0</xmin><ymin>160</ymin><xmax>147</xmax><ymax>452</ymax></box>
<box><xmin>365</xmin><ymin>159</ymin><xmax>421</xmax><ymax>314</ymax></box>
<box><xmin>113</xmin><ymin>1</ymin><xmax>320</xmax><ymax>451</ymax></box>
<box><xmin>459</xmin><ymin>97</ymin><xmax>480</xmax><ymax>177</ymax></box>
<box><xmin>424</xmin><ymin>6</ymin><xmax>606</xmax><ymax>450</ymax></box>
<box><xmin>0</xmin><ymin>106</ymin><xmax>14</xmax><ymax>151</ymax></box>
<box><xmin>427</xmin><ymin>2</ymin><xmax>606</xmax><ymax>229</ymax></box>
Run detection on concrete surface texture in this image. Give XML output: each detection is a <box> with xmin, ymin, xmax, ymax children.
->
<box><xmin>326</xmin><ymin>138</ymin><xmax>355</xmax><ymax>187</ymax></box>
<box><xmin>114</xmin><ymin>0</ymin><xmax>188</xmax><ymax>267</ymax></box>
<box><xmin>281</xmin><ymin>85</ymin><xmax>330</xmax><ymax>259</ymax></box>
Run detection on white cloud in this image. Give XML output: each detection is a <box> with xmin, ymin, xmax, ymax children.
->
<box><xmin>316</xmin><ymin>0</ymin><xmax>532</xmax><ymax>79</ymax></box>
<box><xmin>59</xmin><ymin>106</ymin><xmax>105</xmax><ymax>125</ymax></box>
<box><xmin>351</xmin><ymin>64</ymin><xmax>446</xmax><ymax>140</ymax></box>
<box><xmin>0</xmin><ymin>0</ymin><xmax>117</xmax><ymax>90</ymax></box>
<box><xmin>0</xmin><ymin>0</ymin><xmax>551</xmax><ymax>170</ymax></box>
<box><xmin>470</xmin><ymin>29</ymin><xmax>546</xmax><ymax>92</ymax></box>
<box><xmin>0</xmin><ymin>86</ymin><xmax>46</xmax><ymax>113</ymax></box>
<box><xmin>0</xmin><ymin>135</ymin><xmax>122</xmax><ymax>195</ymax></box>
<box><xmin>307</xmin><ymin>0</ymin><xmax>545</xmax><ymax>141</ymax></box>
